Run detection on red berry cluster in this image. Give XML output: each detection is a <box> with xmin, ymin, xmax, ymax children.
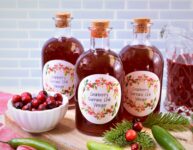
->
<box><xmin>12</xmin><ymin>91</ymin><xmax>63</xmax><ymax>111</ymax></box>
<box><xmin>125</xmin><ymin>122</ymin><xmax>143</xmax><ymax>150</ymax></box>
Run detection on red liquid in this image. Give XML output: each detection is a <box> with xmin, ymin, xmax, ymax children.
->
<box><xmin>120</xmin><ymin>45</ymin><xmax>164</xmax><ymax>121</ymax></box>
<box><xmin>165</xmin><ymin>54</ymin><xmax>193</xmax><ymax>115</ymax></box>
<box><xmin>75</xmin><ymin>49</ymin><xmax>124</xmax><ymax>136</ymax></box>
<box><xmin>42</xmin><ymin>37</ymin><xmax>84</xmax><ymax>108</ymax></box>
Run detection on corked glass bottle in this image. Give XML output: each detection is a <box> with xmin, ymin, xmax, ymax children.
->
<box><xmin>119</xmin><ymin>18</ymin><xmax>164</xmax><ymax>121</ymax></box>
<box><xmin>42</xmin><ymin>12</ymin><xmax>84</xmax><ymax>109</ymax></box>
<box><xmin>75</xmin><ymin>20</ymin><xmax>124</xmax><ymax>136</ymax></box>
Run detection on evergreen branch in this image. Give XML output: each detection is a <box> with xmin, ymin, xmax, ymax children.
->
<box><xmin>136</xmin><ymin>132</ymin><xmax>155</xmax><ymax>150</ymax></box>
<box><xmin>103</xmin><ymin>120</ymin><xmax>155</xmax><ymax>150</ymax></box>
<box><xmin>103</xmin><ymin>120</ymin><xmax>132</xmax><ymax>147</ymax></box>
<box><xmin>143</xmin><ymin>112</ymin><xmax>190</xmax><ymax>131</ymax></box>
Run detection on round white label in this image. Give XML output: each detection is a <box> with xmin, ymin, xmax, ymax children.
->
<box><xmin>123</xmin><ymin>71</ymin><xmax>160</xmax><ymax>117</ymax></box>
<box><xmin>78</xmin><ymin>74</ymin><xmax>121</xmax><ymax>124</ymax></box>
<box><xmin>43</xmin><ymin>60</ymin><xmax>75</xmax><ymax>99</ymax></box>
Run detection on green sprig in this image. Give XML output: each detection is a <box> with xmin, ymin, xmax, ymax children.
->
<box><xmin>143</xmin><ymin>112</ymin><xmax>190</xmax><ymax>131</ymax></box>
<box><xmin>103</xmin><ymin>120</ymin><xmax>155</xmax><ymax>150</ymax></box>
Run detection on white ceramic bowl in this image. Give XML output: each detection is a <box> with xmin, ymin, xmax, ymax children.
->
<box><xmin>7</xmin><ymin>92</ymin><xmax>68</xmax><ymax>133</ymax></box>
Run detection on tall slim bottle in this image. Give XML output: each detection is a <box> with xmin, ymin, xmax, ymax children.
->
<box><xmin>120</xmin><ymin>18</ymin><xmax>164</xmax><ymax>121</ymax></box>
<box><xmin>75</xmin><ymin>20</ymin><xmax>124</xmax><ymax>136</ymax></box>
<box><xmin>42</xmin><ymin>12</ymin><xmax>84</xmax><ymax>108</ymax></box>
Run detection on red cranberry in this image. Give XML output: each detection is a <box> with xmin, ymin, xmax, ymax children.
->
<box><xmin>56</xmin><ymin>101</ymin><xmax>62</xmax><ymax>107</ymax></box>
<box><xmin>131</xmin><ymin>143</ymin><xmax>140</xmax><ymax>150</ymax></box>
<box><xmin>37</xmin><ymin>93</ymin><xmax>46</xmax><ymax>104</ymax></box>
<box><xmin>38</xmin><ymin>90</ymin><xmax>48</xmax><ymax>97</ymax></box>
<box><xmin>133</xmin><ymin>122</ymin><xmax>143</xmax><ymax>132</ymax></box>
<box><xmin>32</xmin><ymin>108</ymin><xmax>37</xmax><ymax>111</ymax></box>
<box><xmin>13</xmin><ymin>102</ymin><xmax>23</xmax><ymax>109</ymax></box>
<box><xmin>54</xmin><ymin>93</ymin><xmax>63</xmax><ymax>102</ymax></box>
<box><xmin>21</xmin><ymin>92</ymin><xmax>32</xmax><ymax>99</ymax></box>
<box><xmin>31</xmin><ymin>98</ymin><xmax>39</xmax><ymax>108</ymax></box>
<box><xmin>38</xmin><ymin>104</ymin><xmax>46</xmax><ymax>110</ymax></box>
<box><xmin>46</xmin><ymin>96</ymin><xmax>56</xmax><ymax>109</ymax></box>
<box><xmin>12</xmin><ymin>95</ymin><xmax>22</xmax><ymax>104</ymax></box>
<box><xmin>125</xmin><ymin>129</ymin><xmax>137</xmax><ymax>142</ymax></box>
<box><xmin>22</xmin><ymin>103</ymin><xmax>32</xmax><ymax>111</ymax></box>
<box><xmin>21</xmin><ymin>95</ymin><xmax>32</xmax><ymax>104</ymax></box>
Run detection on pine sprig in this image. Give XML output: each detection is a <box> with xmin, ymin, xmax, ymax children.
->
<box><xmin>103</xmin><ymin>120</ymin><xmax>155</xmax><ymax>150</ymax></box>
<box><xmin>143</xmin><ymin>112</ymin><xmax>190</xmax><ymax>131</ymax></box>
<box><xmin>103</xmin><ymin>120</ymin><xmax>132</xmax><ymax>147</ymax></box>
<box><xmin>136</xmin><ymin>132</ymin><xmax>155</xmax><ymax>150</ymax></box>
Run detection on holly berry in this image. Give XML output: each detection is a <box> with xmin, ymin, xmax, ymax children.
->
<box><xmin>131</xmin><ymin>143</ymin><xmax>140</xmax><ymax>150</ymax></box>
<box><xmin>125</xmin><ymin>129</ymin><xmax>137</xmax><ymax>142</ymax></box>
<box><xmin>54</xmin><ymin>93</ymin><xmax>63</xmax><ymax>102</ymax></box>
<box><xmin>133</xmin><ymin>122</ymin><xmax>143</xmax><ymax>132</ymax></box>
<box><xmin>12</xmin><ymin>95</ymin><xmax>22</xmax><ymax>104</ymax></box>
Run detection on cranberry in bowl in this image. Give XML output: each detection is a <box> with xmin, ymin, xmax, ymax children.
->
<box><xmin>7</xmin><ymin>91</ymin><xmax>68</xmax><ymax>133</ymax></box>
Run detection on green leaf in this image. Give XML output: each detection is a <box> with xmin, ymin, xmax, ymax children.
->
<box><xmin>143</xmin><ymin>112</ymin><xmax>190</xmax><ymax>131</ymax></box>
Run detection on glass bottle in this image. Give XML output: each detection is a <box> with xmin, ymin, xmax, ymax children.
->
<box><xmin>75</xmin><ymin>20</ymin><xmax>124</xmax><ymax>136</ymax></box>
<box><xmin>119</xmin><ymin>18</ymin><xmax>164</xmax><ymax>121</ymax></box>
<box><xmin>42</xmin><ymin>12</ymin><xmax>84</xmax><ymax>109</ymax></box>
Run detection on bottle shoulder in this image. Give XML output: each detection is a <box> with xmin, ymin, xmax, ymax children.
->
<box><xmin>76</xmin><ymin>49</ymin><xmax>122</xmax><ymax>64</ymax></box>
<box><xmin>42</xmin><ymin>36</ymin><xmax>84</xmax><ymax>52</ymax></box>
<box><xmin>120</xmin><ymin>44</ymin><xmax>163</xmax><ymax>61</ymax></box>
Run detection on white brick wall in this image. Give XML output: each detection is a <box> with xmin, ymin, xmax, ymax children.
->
<box><xmin>0</xmin><ymin>0</ymin><xmax>193</xmax><ymax>88</ymax></box>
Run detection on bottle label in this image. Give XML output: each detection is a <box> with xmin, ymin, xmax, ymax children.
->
<box><xmin>43</xmin><ymin>60</ymin><xmax>75</xmax><ymax>100</ymax></box>
<box><xmin>78</xmin><ymin>74</ymin><xmax>121</xmax><ymax>124</ymax></box>
<box><xmin>124</xmin><ymin>71</ymin><xmax>160</xmax><ymax>117</ymax></box>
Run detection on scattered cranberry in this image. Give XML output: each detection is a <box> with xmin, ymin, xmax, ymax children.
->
<box><xmin>37</xmin><ymin>93</ymin><xmax>46</xmax><ymax>104</ymax></box>
<box><xmin>38</xmin><ymin>90</ymin><xmax>48</xmax><ymax>96</ymax></box>
<box><xmin>31</xmin><ymin>99</ymin><xmax>39</xmax><ymax>108</ymax></box>
<box><xmin>14</xmin><ymin>102</ymin><xmax>23</xmax><ymax>109</ymax></box>
<box><xmin>12</xmin><ymin>95</ymin><xmax>22</xmax><ymax>103</ymax></box>
<box><xmin>54</xmin><ymin>93</ymin><xmax>63</xmax><ymax>102</ymax></box>
<box><xmin>131</xmin><ymin>143</ymin><xmax>140</xmax><ymax>150</ymax></box>
<box><xmin>21</xmin><ymin>95</ymin><xmax>32</xmax><ymax>104</ymax></box>
<box><xmin>38</xmin><ymin>104</ymin><xmax>46</xmax><ymax>110</ymax></box>
<box><xmin>133</xmin><ymin>122</ymin><xmax>143</xmax><ymax>132</ymax></box>
<box><xmin>125</xmin><ymin>129</ymin><xmax>137</xmax><ymax>142</ymax></box>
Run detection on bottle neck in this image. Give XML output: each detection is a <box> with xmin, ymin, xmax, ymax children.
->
<box><xmin>90</xmin><ymin>28</ymin><xmax>110</xmax><ymax>50</ymax></box>
<box><xmin>131</xmin><ymin>24</ymin><xmax>151</xmax><ymax>46</ymax></box>
<box><xmin>54</xmin><ymin>26</ymin><xmax>71</xmax><ymax>38</ymax></box>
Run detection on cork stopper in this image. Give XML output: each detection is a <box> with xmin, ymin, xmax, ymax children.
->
<box><xmin>55</xmin><ymin>12</ymin><xmax>71</xmax><ymax>28</ymax></box>
<box><xmin>91</xmin><ymin>19</ymin><xmax>110</xmax><ymax>38</ymax></box>
<box><xmin>133</xmin><ymin>18</ymin><xmax>151</xmax><ymax>33</ymax></box>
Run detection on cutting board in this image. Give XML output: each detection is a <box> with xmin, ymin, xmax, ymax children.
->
<box><xmin>4</xmin><ymin>110</ymin><xmax>193</xmax><ymax>150</ymax></box>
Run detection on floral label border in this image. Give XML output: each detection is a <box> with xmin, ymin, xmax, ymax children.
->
<box><xmin>78</xmin><ymin>74</ymin><xmax>121</xmax><ymax>124</ymax></box>
<box><xmin>43</xmin><ymin>59</ymin><xmax>75</xmax><ymax>99</ymax></box>
<box><xmin>123</xmin><ymin>71</ymin><xmax>160</xmax><ymax>117</ymax></box>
